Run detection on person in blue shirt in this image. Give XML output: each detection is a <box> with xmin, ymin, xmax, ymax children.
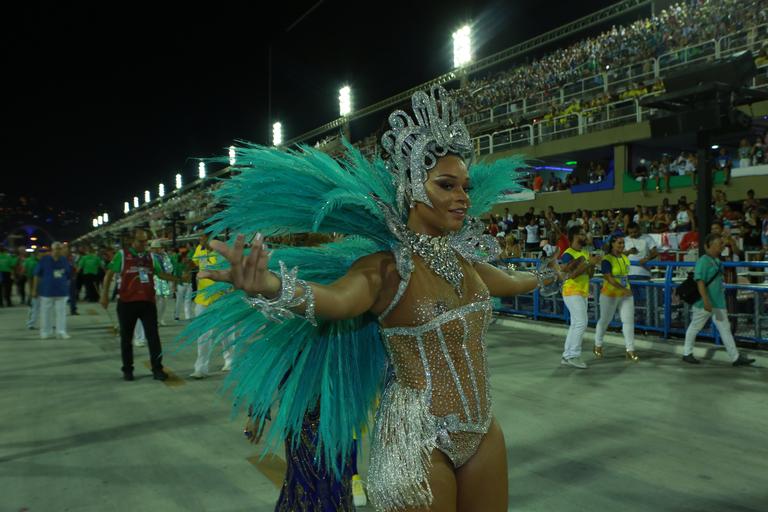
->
<box><xmin>32</xmin><ymin>242</ymin><xmax>72</xmax><ymax>340</ymax></box>
<box><xmin>682</xmin><ymin>233</ymin><xmax>755</xmax><ymax>366</ymax></box>
<box><xmin>714</xmin><ymin>147</ymin><xmax>732</xmax><ymax>185</ymax></box>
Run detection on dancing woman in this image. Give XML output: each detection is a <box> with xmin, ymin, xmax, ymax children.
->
<box><xmin>181</xmin><ymin>86</ymin><xmax>560</xmax><ymax>511</ymax></box>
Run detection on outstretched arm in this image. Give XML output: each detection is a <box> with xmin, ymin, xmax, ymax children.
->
<box><xmin>201</xmin><ymin>234</ymin><xmax>384</xmax><ymax>321</ymax></box>
<box><xmin>474</xmin><ymin>262</ymin><xmax>539</xmax><ymax>297</ymax></box>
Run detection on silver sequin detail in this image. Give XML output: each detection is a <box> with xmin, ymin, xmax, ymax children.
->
<box><xmin>402</xmin><ymin>230</ymin><xmax>464</xmax><ymax>296</ymax></box>
<box><xmin>241</xmin><ymin>261</ymin><xmax>316</xmax><ymax>325</ymax></box>
<box><xmin>436</xmin><ymin>325</ymin><xmax>472</xmax><ymax>420</ymax></box>
<box><xmin>460</xmin><ymin>316</ymin><xmax>482</xmax><ymax>418</ymax></box>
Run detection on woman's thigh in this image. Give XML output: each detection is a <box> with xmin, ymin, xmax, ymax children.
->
<box><xmin>455</xmin><ymin>419</ymin><xmax>508</xmax><ymax>512</ymax></box>
<box><xmin>400</xmin><ymin>449</ymin><xmax>457</xmax><ymax>512</ymax></box>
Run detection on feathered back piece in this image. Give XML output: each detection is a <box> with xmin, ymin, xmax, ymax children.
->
<box><xmin>176</xmin><ymin>125</ymin><xmax>527</xmax><ymax>476</ymax></box>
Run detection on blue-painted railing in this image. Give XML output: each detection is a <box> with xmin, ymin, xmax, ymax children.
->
<box><xmin>495</xmin><ymin>258</ymin><xmax>768</xmax><ymax>345</ymax></box>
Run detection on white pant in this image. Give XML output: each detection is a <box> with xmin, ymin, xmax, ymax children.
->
<box><xmin>40</xmin><ymin>296</ymin><xmax>68</xmax><ymax>337</ymax></box>
<box><xmin>193</xmin><ymin>302</ymin><xmax>234</xmax><ymax>374</ymax></box>
<box><xmin>175</xmin><ymin>284</ymin><xmax>193</xmax><ymax>320</ymax></box>
<box><xmin>595</xmin><ymin>294</ymin><xmax>635</xmax><ymax>351</ymax></box>
<box><xmin>156</xmin><ymin>296</ymin><xmax>168</xmax><ymax>324</ymax></box>
<box><xmin>27</xmin><ymin>297</ymin><xmax>40</xmax><ymax>329</ymax></box>
<box><xmin>563</xmin><ymin>295</ymin><xmax>588</xmax><ymax>359</ymax></box>
<box><xmin>684</xmin><ymin>307</ymin><xmax>740</xmax><ymax>362</ymax></box>
<box><xmin>134</xmin><ymin>320</ymin><xmax>145</xmax><ymax>342</ymax></box>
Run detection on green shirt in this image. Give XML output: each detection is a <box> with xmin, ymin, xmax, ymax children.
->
<box><xmin>0</xmin><ymin>253</ymin><xmax>17</xmax><ymax>273</ymax></box>
<box><xmin>78</xmin><ymin>253</ymin><xmax>103</xmax><ymax>275</ymax></box>
<box><xmin>23</xmin><ymin>256</ymin><xmax>38</xmax><ymax>278</ymax></box>
<box><xmin>108</xmin><ymin>249</ymin><xmax>163</xmax><ymax>275</ymax></box>
<box><xmin>694</xmin><ymin>255</ymin><xmax>726</xmax><ymax>310</ymax></box>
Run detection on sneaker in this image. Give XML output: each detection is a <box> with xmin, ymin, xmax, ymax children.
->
<box><xmin>153</xmin><ymin>370</ymin><xmax>169</xmax><ymax>381</ymax></box>
<box><xmin>733</xmin><ymin>355</ymin><xmax>756</xmax><ymax>367</ymax></box>
<box><xmin>189</xmin><ymin>371</ymin><xmax>207</xmax><ymax>380</ymax></box>
<box><xmin>221</xmin><ymin>363</ymin><xmax>231</xmax><ymax>373</ymax></box>
<box><xmin>133</xmin><ymin>339</ymin><xmax>146</xmax><ymax>347</ymax></box>
<box><xmin>561</xmin><ymin>357</ymin><xmax>588</xmax><ymax>369</ymax></box>
<box><xmin>682</xmin><ymin>354</ymin><xmax>700</xmax><ymax>364</ymax></box>
<box><xmin>174</xmin><ymin>316</ymin><xmax>180</xmax><ymax>321</ymax></box>
<box><xmin>56</xmin><ymin>333</ymin><xmax>71</xmax><ymax>340</ymax></box>
<box><xmin>160</xmin><ymin>320</ymin><xmax>167</xmax><ymax>326</ymax></box>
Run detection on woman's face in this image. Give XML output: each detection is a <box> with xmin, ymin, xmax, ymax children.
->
<box><xmin>409</xmin><ymin>155</ymin><xmax>470</xmax><ymax>235</ymax></box>
<box><xmin>612</xmin><ymin>237</ymin><xmax>625</xmax><ymax>254</ymax></box>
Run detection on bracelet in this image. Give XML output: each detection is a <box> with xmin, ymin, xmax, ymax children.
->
<box><xmin>241</xmin><ymin>261</ymin><xmax>317</xmax><ymax>326</ymax></box>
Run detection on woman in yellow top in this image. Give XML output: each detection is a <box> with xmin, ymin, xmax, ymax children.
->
<box><xmin>594</xmin><ymin>234</ymin><xmax>639</xmax><ymax>361</ymax></box>
<box><xmin>559</xmin><ymin>226</ymin><xmax>602</xmax><ymax>369</ymax></box>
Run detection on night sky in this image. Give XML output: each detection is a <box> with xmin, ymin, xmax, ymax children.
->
<box><xmin>4</xmin><ymin>0</ymin><xmax>625</xmax><ymax>231</ymax></box>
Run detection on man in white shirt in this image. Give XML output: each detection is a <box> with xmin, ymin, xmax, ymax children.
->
<box><xmin>624</xmin><ymin>222</ymin><xmax>658</xmax><ymax>280</ymax></box>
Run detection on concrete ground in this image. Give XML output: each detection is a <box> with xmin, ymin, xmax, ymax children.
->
<box><xmin>1</xmin><ymin>299</ymin><xmax>766</xmax><ymax>512</ymax></box>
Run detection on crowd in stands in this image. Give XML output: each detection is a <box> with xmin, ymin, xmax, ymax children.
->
<box><xmin>631</xmin><ymin>135</ymin><xmax>768</xmax><ymax>191</ymax></box>
<box><xmin>486</xmin><ymin>187</ymin><xmax>768</xmax><ymax>259</ymax></box>
<box><xmin>456</xmin><ymin>0</ymin><xmax>766</xmax><ymax>120</ymax></box>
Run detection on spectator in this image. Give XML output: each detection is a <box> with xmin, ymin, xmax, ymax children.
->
<box><xmin>0</xmin><ymin>245</ymin><xmax>17</xmax><ymax>307</ymax></box>
<box><xmin>32</xmin><ymin>242</ymin><xmax>72</xmax><ymax>340</ymax></box>
<box><xmin>624</xmin><ymin>222</ymin><xmax>659</xmax><ymax>281</ymax></box>
<box><xmin>77</xmin><ymin>246</ymin><xmax>103</xmax><ymax>302</ymax></box>
<box><xmin>524</xmin><ymin>216</ymin><xmax>541</xmax><ymax>252</ymax></box>
<box><xmin>714</xmin><ymin>147</ymin><xmax>733</xmax><ymax>185</ymax></box>
<box><xmin>532</xmin><ymin>173</ymin><xmax>544</xmax><ymax>192</ymax></box>
<box><xmin>751</xmin><ymin>135</ymin><xmax>766</xmax><ymax>165</ymax></box>
<box><xmin>500</xmin><ymin>234</ymin><xmax>522</xmax><ymax>259</ymax></box>
<box><xmin>682</xmin><ymin>233</ymin><xmax>754</xmax><ymax>367</ymax></box>
<box><xmin>743</xmin><ymin>189</ymin><xmax>760</xmax><ymax>211</ymax></box>
<box><xmin>674</xmin><ymin>202</ymin><xmax>695</xmax><ymax>232</ymax></box>
<box><xmin>737</xmin><ymin>138</ymin><xmax>752</xmax><ymax>168</ymax></box>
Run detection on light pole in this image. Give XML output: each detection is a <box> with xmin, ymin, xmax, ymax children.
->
<box><xmin>273</xmin><ymin>122</ymin><xmax>283</xmax><ymax>147</ymax></box>
<box><xmin>133</xmin><ymin>196</ymin><xmax>140</xmax><ymax>208</ymax></box>
<box><xmin>175</xmin><ymin>173</ymin><xmax>183</xmax><ymax>190</ymax></box>
<box><xmin>144</xmin><ymin>190</ymin><xmax>151</xmax><ymax>204</ymax></box>
<box><xmin>158</xmin><ymin>183</ymin><xmax>165</xmax><ymax>198</ymax></box>
<box><xmin>198</xmin><ymin>161</ymin><xmax>206</xmax><ymax>180</ymax></box>
<box><xmin>124</xmin><ymin>202</ymin><xmax>130</xmax><ymax>214</ymax></box>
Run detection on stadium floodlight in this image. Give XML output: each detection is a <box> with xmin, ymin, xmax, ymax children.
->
<box><xmin>198</xmin><ymin>161</ymin><xmax>206</xmax><ymax>179</ymax></box>
<box><xmin>711</xmin><ymin>145</ymin><xmax>720</xmax><ymax>150</ymax></box>
<box><xmin>133</xmin><ymin>196</ymin><xmax>140</xmax><ymax>208</ymax></box>
<box><xmin>92</xmin><ymin>219</ymin><xmax>98</xmax><ymax>228</ymax></box>
<box><xmin>97</xmin><ymin>215</ymin><xmax>103</xmax><ymax>225</ymax></box>
<box><xmin>124</xmin><ymin>202</ymin><xmax>129</xmax><ymax>214</ymax></box>
<box><xmin>229</xmin><ymin>145</ymin><xmax>236</xmax><ymax>166</ymax></box>
<box><xmin>273</xmin><ymin>122</ymin><xmax>283</xmax><ymax>146</ymax></box>
<box><xmin>144</xmin><ymin>190</ymin><xmax>151</xmax><ymax>203</ymax></box>
<box><xmin>175</xmin><ymin>173</ymin><xmax>183</xmax><ymax>190</ymax></box>
<box><xmin>453</xmin><ymin>25</ymin><xmax>472</xmax><ymax>68</ymax></box>
<box><xmin>339</xmin><ymin>86</ymin><xmax>351</xmax><ymax>116</ymax></box>
<box><xmin>103</xmin><ymin>213</ymin><xmax>109</xmax><ymax>223</ymax></box>
<box><xmin>158</xmin><ymin>183</ymin><xmax>165</xmax><ymax>198</ymax></box>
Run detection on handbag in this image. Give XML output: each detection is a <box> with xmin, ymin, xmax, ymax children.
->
<box><xmin>676</xmin><ymin>262</ymin><xmax>721</xmax><ymax>305</ymax></box>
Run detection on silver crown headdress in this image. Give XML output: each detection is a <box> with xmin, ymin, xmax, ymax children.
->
<box><xmin>381</xmin><ymin>85</ymin><xmax>473</xmax><ymax>213</ymax></box>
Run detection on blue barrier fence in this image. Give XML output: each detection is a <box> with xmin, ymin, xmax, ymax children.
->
<box><xmin>495</xmin><ymin>258</ymin><xmax>768</xmax><ymax>345</ymax></box>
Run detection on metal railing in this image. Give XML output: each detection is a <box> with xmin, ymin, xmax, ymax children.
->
<box><xmin>464</xmin><ymin>23</ymin><xmax>768</xmax><ymax>132</ymax></box>
<box><xmin>495</xmin><ymin>259</ymin><xmax>768</xmax><ymax>345</ymax></box>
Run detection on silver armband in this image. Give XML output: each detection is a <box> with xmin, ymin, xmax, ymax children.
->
<box><xmin>241</xmin><ymin>261</ymin><xmax>317</xmax><ymax>326</ymax></box>
<box><xmin>531</xmin><ymin>268</ymin><xmax>562</xmax><ymax>297</ymax></box>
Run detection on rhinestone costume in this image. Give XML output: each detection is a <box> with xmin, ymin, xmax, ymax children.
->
<box><xmin>367</xmin><ymin>248</ymin><xmax>494</xmax><ymax>511</ymax></box>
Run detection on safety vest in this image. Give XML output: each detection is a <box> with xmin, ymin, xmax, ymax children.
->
<box><xmin>562</xmin><ymin>247</ymin><xmax>590</xmax><ymax>297</ymax></box>
<box><xmin>118</xmin><ymin>250</ymin><xmax>156</xmax><ymax>303</ymax></box>
<box><xmin>600</xmin><ymin>253</ymin><xmax>631</xmax><ymax>298</ymax></box>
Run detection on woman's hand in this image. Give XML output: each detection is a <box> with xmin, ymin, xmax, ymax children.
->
<box><xmin>198</xmin><ymin>233</ymin><xmax>280</xmax><ymax>297</ymax></box>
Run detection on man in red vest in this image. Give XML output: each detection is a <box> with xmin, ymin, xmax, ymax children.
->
<box><xmin>100</xmin><ymin>228</ymin><xmax>180</xmax><ymax>381</ymax></box>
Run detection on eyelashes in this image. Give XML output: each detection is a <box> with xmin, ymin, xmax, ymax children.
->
<box><xmin>439</xmin><ymin>183</ymin><xmax>472</xmax><ymax>193</ymax></box>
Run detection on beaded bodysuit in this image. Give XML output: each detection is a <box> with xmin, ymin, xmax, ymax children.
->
<box><xmin>368</xmin><ymin>253</ymin><xmax>494</xmax><ymax>510</ymax></box>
